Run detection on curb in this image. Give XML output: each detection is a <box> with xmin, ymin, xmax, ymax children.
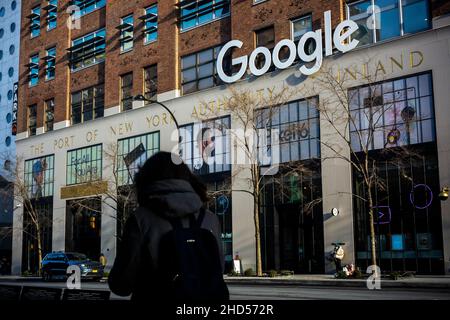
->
<box><xmin>224</xmin><ymin>277</ymin><xmax>450</xmax><ymax>289</ymax></box>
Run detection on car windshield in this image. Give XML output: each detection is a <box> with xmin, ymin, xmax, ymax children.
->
<box><xmin>65</xmin><ymin>253</ymin><xmax>87</xmax><ymax>261</ymax></box>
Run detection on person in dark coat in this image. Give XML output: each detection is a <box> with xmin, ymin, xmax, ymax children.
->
<box><xmin>108</xmin><ymin>151</ymin><xmax>225</xmax><ymax>300</ymax></box>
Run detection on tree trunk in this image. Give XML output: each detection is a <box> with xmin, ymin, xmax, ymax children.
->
<box><xmin>35</xmin><ymin>223</ymin><xmax>43</xmax><ymax>276</ymax></box>
<box><xmin>367</xmin><ymin>190</ymin><xmax>378</xmax><ymax>276</ymax></box>
<box><xmin>253</xmin><ymin>164</ymin><xmax>263</xmax><ymax>277</ymax></box>
<box><xmin>254</xmin><ymin>195</ymin><xmax>263</xmax><ymax>277</ymax></box>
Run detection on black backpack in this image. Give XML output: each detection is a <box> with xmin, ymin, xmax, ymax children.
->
<box><xmin>156</xmin><ymin>208</ymin><xmax>229</xmax><ymax>301</ymax></box>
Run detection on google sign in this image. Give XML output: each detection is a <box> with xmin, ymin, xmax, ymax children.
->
<box><xmin>217</xmin><ymin>11</ymin><xmax>360</xmax><ymax>83</ymax></box>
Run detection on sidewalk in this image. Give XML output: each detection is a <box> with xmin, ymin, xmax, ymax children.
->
<box><xmin>2</xmin><ymin>274</ymin><xmax>450</xmax><ymax>290</ymax></box>
<box><xmin>224</xmin><ymin>274</ymin><xmax>450</xmax><ymax>289</ymax></box>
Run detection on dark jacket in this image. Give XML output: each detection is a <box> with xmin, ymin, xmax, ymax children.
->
<box><xmin>108</xmin><ymin>179</ymin><xmax>223</xmax><ymax>300</ymax></box>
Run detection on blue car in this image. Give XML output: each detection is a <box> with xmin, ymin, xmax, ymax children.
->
<box><xmin>41</xmin><ymin>252</ymin><xmax>104</xmax><ymax>281</ymax></box>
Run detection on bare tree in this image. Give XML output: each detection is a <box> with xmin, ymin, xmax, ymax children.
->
<box><xmin>68</xmin><ymin>142</ymin><xmax>137</xmax><ymax>241</ymax></box>
<box><xmin>1</xmin><ymin>155</ymin><xmax>53</xmax><ymax>275</ymax></box>
<box><xmin>193</xmin><ymin>85</ymin><xmax>314</xmax><ymax>276</ymax></box>
<box><xmin>300</xmin><ymin>58</ymin><xmax>422</xmax><ymax>274</ymax></box>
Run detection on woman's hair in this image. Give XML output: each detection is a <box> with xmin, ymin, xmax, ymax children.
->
<box><xmin>134</xmin><ymin>151</ymin><xmax>207</xmax><ymax>205</ymax></box>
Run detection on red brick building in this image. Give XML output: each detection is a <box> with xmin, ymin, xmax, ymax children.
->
<box><xmin>12</xmin><ymin>0</ymin><xmax>450</xmax><ymax>276</ymax></box>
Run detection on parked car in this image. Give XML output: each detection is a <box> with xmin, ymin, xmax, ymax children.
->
<box><xmin>41</xmin><ymin>252</ymin><xmax>104</xmax><ymax>281</ymax></box>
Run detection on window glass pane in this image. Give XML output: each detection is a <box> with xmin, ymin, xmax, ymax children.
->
<box><xmin>198</xmin><ymin>77</ymin><xmax>214</xmax><ymax>90</ymax></box>
<box><xmin>198</xmin><ymin>62</ymin><xmax>213</xmax><ymax>78</ymax></box>
<box><xmin>348</xmin><ymin>0</ymin><xmax>373</xmax><ymax>45</ymax></box>
<box><xmin>292</xmin><ymin>15</ymin><xmax>312</xmax><ymax>40</ymax></box>
<box><xmin>402</xmin><ymin>0</ymin><xmax>430</xmax><ymax>34</ymax></box>
<box><xmin>349</xmin><ymin>73</ymin><xmax>435</xmax><ymax>150</ymax></box>
<box><xmin>182</xmin><ymin>55</ymin><xmax>196</xmax><ymax>69</ymax></box>
<box><xmin>375</xmin><ymin>0</ymin><xmax>401</xmax><ymax>41</ymax></box>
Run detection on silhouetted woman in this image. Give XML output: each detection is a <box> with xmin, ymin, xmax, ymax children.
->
<box><xmin>108</xmin><ymin>151</ymin><xmax>228</xmax><ymax>301</ymax></box>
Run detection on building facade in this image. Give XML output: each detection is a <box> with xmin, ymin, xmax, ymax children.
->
<box><xmin>0</xmin><ymin>0</ymin><xmax>21</xmax><ymax>274</ymax></box>
<box><xmin>11</xmin><ymin>0</ymin><xmax>450</xmax><ymax>275</ymax></box>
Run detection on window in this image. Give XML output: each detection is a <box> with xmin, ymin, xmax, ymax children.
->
<box><xmin>292</xmin><ymin>15</ymin><xmax>312</xmax><ymax>41</ymax></box>
<box><xmin>117</xmin><ymin>132</ymin><xmax>160</xmax><ymax>186</ymax></box>
<box><xmin>353</xmin><ymin>146</ymin><xmax>443</xmax><ymax>273</ymax></box>
<box><xmin>348</xmin><ymin>73</ymin><xmax>435</xmax><ymax>152</ymax></box>
<box><xmin>24</xmin><ymin>155</ymin><xmax>55</xmax><ymax>199</ymax></box>
<box><xmin>347</xmin><ymin>0</ymin><xmax>430</xmax><ymax>46</ymax></box>
<box><xmin>179</xmin><ymin>116</ymin><xmax>231</xmax><ymax>175</ymax></box>
<box><xmin>66</xmin><ymin>144</ymin><xmax>102</xmax><ymax>185</ymax></box>
<box><xmin>256</xmin><ymin>97</ymin><xmax>320</xmax><ymax>164</ymax></box>
<box><xmin>29</xmin><ymin>6</ymin><xmax>41</xmax><ymax>38</ymax></box>
<box><xmin>71</xmin><ymin>84</ymin><xmax>104</xmax><ymax>124</ymax></box>
<box><xmin>28</xmin><ymin>104</ymin><xmax>37</xmax><ymax>136</ymax></box>
<box><xmin>255</xmin><ymin>26</ymin><xmax>275</xmax><ymax>70</ymax></box>
<box><xmin>144</xmin><ymin>65</ymin><xmax>157</xmax><ymax>100</ymax></box>
<box><xmin>45</xmin><ymin>0</ymin><xmax>58</xmax><ymax>31</ymax></box>
<box><xmin>45</xmin><ymin>99</ymin><xmax>55</xmax><ymax>132</ymax></box>
<box><xmin>29</xmin><ymin>54</ymin><xmax>39</xmax><ymax>86</ymax></box>
<box><xmin>119</xmin><ymin>15</ymin><xmax>133</xmax><ymax>52</ymax></box>
<box><xmin>142</xmin><ymin>5</ymin><xmax>158</xmax><ymax>44</ymax></box>
<box><xmin>179</xmin><ymin>0</ymin><xmax>230</xmax><ymax>31</ymax></box>
<box><xmin>71</xmin><ymin>0</ymin><xmax>106</xmax><ymax>17</ymax></box>
<box><xmin>121</xmin><ymin>73</ymin><xmax>133</xmax><ymax>111</ymax></box>
<box><xmin>45</xmin><ymin>47</ymin><xmax>56</xmax><ymax>80</ymax></box>
<box><xmin>69</xmin><ymin>29</ymin><xmax>106</xmax><ymax>71</ymax></box>
<box><xmin>181</xmin><ymin>45</ymin><xmax>229</xmax><ymax>95</ymax></box>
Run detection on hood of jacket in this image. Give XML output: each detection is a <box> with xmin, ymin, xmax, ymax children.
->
<box><xmin>142</xmin><ymin>179</ymin><xmax>203</xmax><ymax>219</ymax></box>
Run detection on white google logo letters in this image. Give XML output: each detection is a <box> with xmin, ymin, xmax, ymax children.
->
<box><xmin>217</xmin><ymin>11</ymin><xmax>360</xmax><ymax>83</ymax></box>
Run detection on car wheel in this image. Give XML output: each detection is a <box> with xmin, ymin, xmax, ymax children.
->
<box><xmin>42</xmin><ymin>271</ymin><xmax>51</xmax><ymax>281</ymax></box>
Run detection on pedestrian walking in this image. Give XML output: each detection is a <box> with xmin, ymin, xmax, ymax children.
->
<box><xmin>99</xmin><ymin>253</ymin><xmax>107</xmax><ymax>268</ymax></box>
<box><xmin>108</xmin><ymin>151</ymin><xmax>229</xmax><ymax>301</ymax></box>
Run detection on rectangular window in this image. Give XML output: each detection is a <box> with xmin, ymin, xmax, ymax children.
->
<box><xmin>348</xmin><ymin>72</ymin><xmax>435</xmax><ymax>152</ymax></box>
<box><xmin>256</xmin><ymin>97</ymin><xmax>320</xmax><ymax>164</ymax></box>
<box><xmin>255</xmin><ymin>26</ymin><xmax>275</xmax><ymax>70</ymax></box>
<box><xmin>71</xmin><ymin>0</ymin><xmax>106</xmax><ymax>17</ymax></box>
<box><xmin>292</xmin><ymin>15</ymin><xmax>312</xmax><ymax>41</ymax></box>
<box><xmin>45</xmin><ymin>0</ymin><xmax>58</xmax><ymax>31</ymax></box>
<box><xmin>121</xmin><ymin>73</ymin><xmax>133</xmax><ymax>111</ymax></box>
<box><xmin>144</xmin><ymin>65</ymin><xmax>157</xmax><ymax>100</ymax></box>
<box><xmin>24</xmin><ymin>155</ymin><xmax>55</xmax><ymax>199</ymax></box>
<box><xmin>29</xmin><ymin>54</ymin><xmax>39</xmax><ymax>86</ymax></box>
<box><xmin>119</xmin><ymin>15</ymin><xmax>134</xmax><ymax>53</ymax></box>
<box><xmin>179</xmin><ymin>116</ymin><xmax>231</xmax><ymax>175</ymax></box>
<box><xmin>69</xmin><ymin>28</ymin><xmax>106</xmax><ymax>71</ymax></box>
<box><xmin>142</xmin><ymin>5</ymin><xmax>158</xmax><ymax>44</ymax></box>
<box><xmin>66</xmin><ymin>144</ymin><xmax>103</xmax><ymax>185</ymax></box>
<box><xmin>179</xmin><ymin>0</ymin><xmax>230</xmax><ymax>31</ymax></box>
<box><xmin>347</xmin><ymin>0</ymin><xmax>430</xmax><ymax>46</ymax></box>
<box><xmin>28</xmin><ymin>104</ymin><xmax>37</xmax><ymax>136</ymax></box>
<box><xmin>181</xmin><ymin>45</ymin><xmax>229</xmax><ymax>95</ymax></box>
<box><xmin>117</xmin><ymin>132</ymin><xmax>160</xmax><ymax>186</ymax></box>
<box><xmin>29</xmin><ymin>6</ymin><xmax>41</xmax><ymax>38</ymax></box>
<box><xmin>71</xmin><ymin>84</ymin><xmax>104</xmax><ymax>124</ymax></box>
<box><xmin>45</xmin><ymin>99</ymin><xmax>55</xmax><ymax>132</ymax></box>
<box><xmin>45</xmin><ymin>47</ymin><xmax>56</xmax><ymax>80</ymax></box>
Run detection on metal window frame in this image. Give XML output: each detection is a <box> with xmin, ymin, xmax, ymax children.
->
<box><xmin>66</xmin><ymin>143</ymin><xmax>103</xmax><ymax>185</ymax></box>
<box><xmin>70</xmin><ymin>84</ymin><xmax>104</xmax><ymax>124</ymax></box>
<box><xmin>178</xmin><ymin>0</ymin><xmax>230</xmax><ymax>31</ymax></box>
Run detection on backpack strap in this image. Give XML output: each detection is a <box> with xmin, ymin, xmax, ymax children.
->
<box><xmin>165</xmin><ymin>207</ymin><xmax>206</xmax><ymax>230</ymax></box>
<box><xmin>190</xmin><ymin>207</ymin><xmax>206</xmax><ymax>229</ymax></box>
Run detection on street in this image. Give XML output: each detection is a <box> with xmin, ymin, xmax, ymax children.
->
<box><xmin>1</xmin><ymin>280</ymin><xmax>449</xmax><ymax>300</ymax></box>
